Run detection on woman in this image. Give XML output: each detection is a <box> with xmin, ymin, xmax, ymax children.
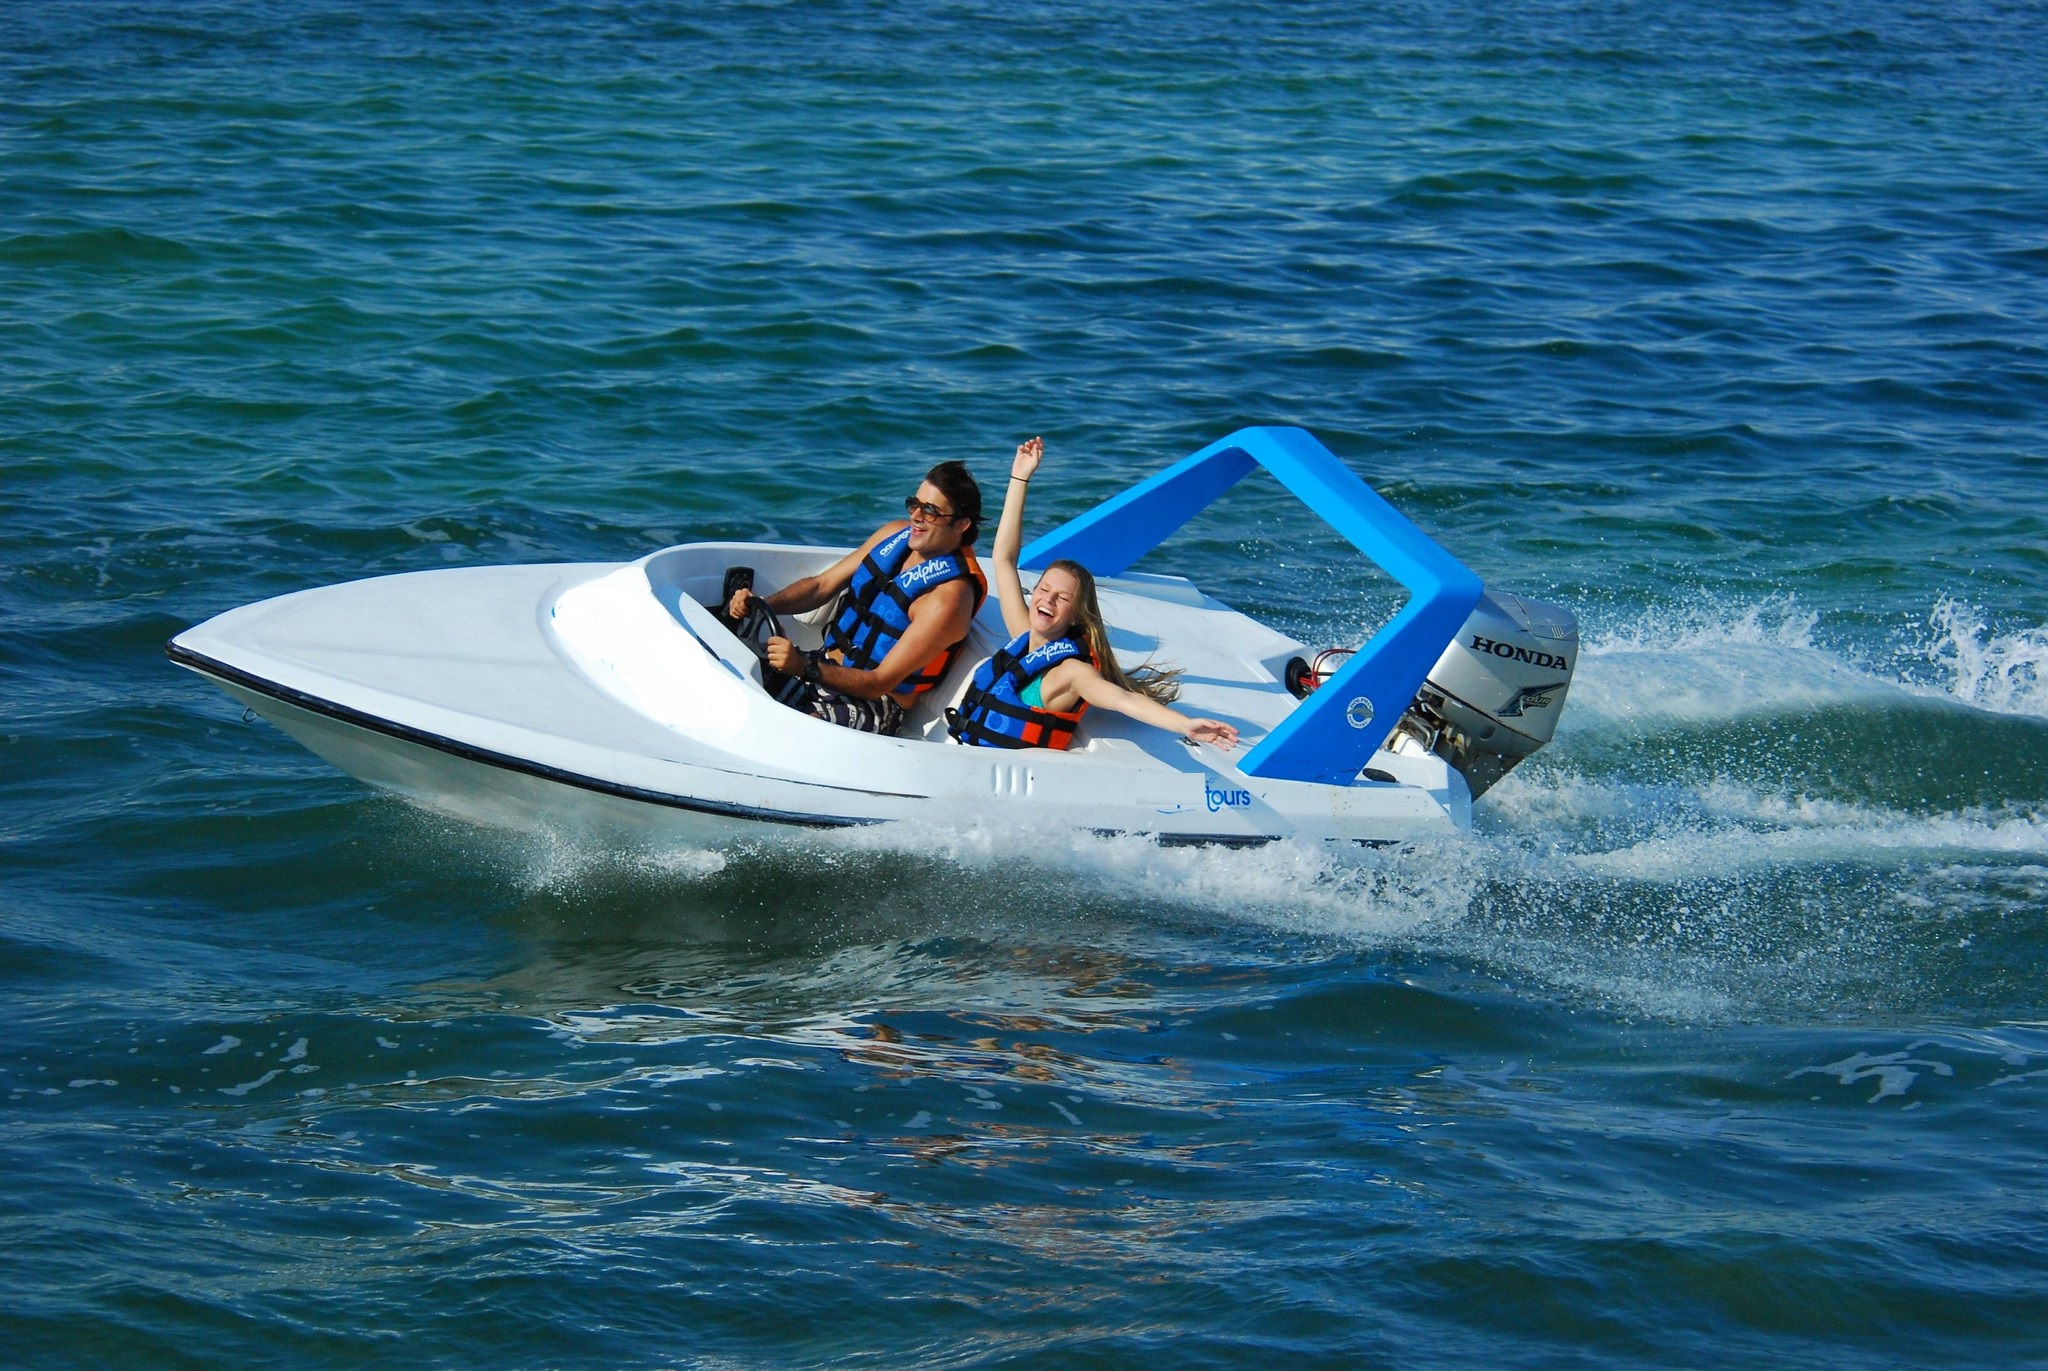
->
<box><xmin>946</xmin><ymin>437</ymin><xmax>1240</xmax><ymax>752</ymax></box>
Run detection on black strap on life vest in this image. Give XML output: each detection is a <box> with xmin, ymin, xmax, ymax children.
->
<box><xmin>824</xmin><ymin>542</ymin><xmax>909</xmax><ymax>668</ymax></box>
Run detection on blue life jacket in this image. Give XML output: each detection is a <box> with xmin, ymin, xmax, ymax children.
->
<box><xmin>947</xmin><ymin>631</ymin><xmax>1093</xmax><ymax>750</ymax></box>
<box><xmin>825</xmin><ymin>527</ymin><xmax>987</xmax><ymax>697</ymax></box>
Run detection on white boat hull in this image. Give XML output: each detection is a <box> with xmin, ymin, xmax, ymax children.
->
<box><xmin>171</xmin><ymin>542</ymin><xmax>1472</xmax><ymax>850</ymax></box>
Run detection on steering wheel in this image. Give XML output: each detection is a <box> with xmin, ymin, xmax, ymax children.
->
<box><xmin>730</xmin><ymin>593</ymin><xmax>783</xmax><ymax>662</ymax></box>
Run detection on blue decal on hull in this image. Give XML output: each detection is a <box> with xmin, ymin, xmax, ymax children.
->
<box><xmin>1205</xmin><ymin>782</ymin><xmax>1253</xmax><ymax>812</ymax></box>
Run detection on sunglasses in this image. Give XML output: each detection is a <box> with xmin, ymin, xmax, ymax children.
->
<box><xmin>904</xmin><ymin>495</ymin><xmax>962</xmax><ymax>523</ymax></box>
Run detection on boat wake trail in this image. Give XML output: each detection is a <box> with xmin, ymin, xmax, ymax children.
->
<box><xmin>1415</xmin><ymin>593</ymin><xmax>2048</xmax><ymax>1021</ymax></box>
<box><xmin>453</xmin><ymin>593</ymin><xmax>2048</xmax><ymax>1026</ymax></box>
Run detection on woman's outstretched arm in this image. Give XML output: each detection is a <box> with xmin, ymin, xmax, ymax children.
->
<box><xmin>989</xmin><ymin>435</ymin><xmax>1043</xmax><ymax>638</ymax></box>
<box><xmin>1053</xmin><ymin>661</ymin><xmax>1240</xmax><ymax>750</ymax></box>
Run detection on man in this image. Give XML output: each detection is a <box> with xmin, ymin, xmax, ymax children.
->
<box><xmin>726</xmin><ymin>460</ymin><xmax>987</xmax><ymax>736</ymax></box>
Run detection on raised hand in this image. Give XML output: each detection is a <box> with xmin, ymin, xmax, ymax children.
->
<box><xmin>1011</xmin><ymin>436</ymin><xmax>1044</xmax><ymax>483</ymax></box>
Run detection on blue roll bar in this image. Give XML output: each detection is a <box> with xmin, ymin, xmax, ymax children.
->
<box><xmin>1019</xmin><ymin>426</ymin><xmax>1483</xmax><ymax>786</ymax></box>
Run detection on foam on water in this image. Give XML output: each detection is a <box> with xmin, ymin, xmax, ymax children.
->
<box><xmin>526</xmin><ymin>829</ymin><xmax>733</xmax><ymax>888</ymax></box>
<box><xmin>1563</xmin><ymin>788</ymin><xmax>2046</xmax><ymax>881</ymax></box>
<box><xmin>821</xmin><ymin>812</ymin><xmax>1476</xmax><ymax>937</ymax></box>
<box><xmin>1568</xmin><ymin>593</ymin><xmax>2048</xmax><ymax>729</ymax></box>
<box><xmin>1484</xmin><ymin>763</ymin><xmax>2048</xmax><ymax>866</ymax></box>
<box><xmin>1915</xmin><ymin>596</ymin><xmax>2048</xmax><ymax>719</ymax></box>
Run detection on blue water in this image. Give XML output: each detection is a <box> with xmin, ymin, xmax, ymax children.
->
<box><xmin>7</xmin><ymin>1</ymin><xmax>2048</xmax><ymax>1365</ymax></box>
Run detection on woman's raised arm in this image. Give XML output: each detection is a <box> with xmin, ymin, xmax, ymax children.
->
<box><xmin>989</xmin><ymin>435</ymin><xmax>1043</xmax><ymax>638</ymax></box>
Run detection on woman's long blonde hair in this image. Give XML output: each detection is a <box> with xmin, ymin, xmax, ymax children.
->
<box><xmin>1046</xmin><ymin>559</ymin><xmax>1182</xmax><ymax>704</ymax></box>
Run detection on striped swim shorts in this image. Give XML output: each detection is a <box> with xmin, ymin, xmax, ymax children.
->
<box><xmin>774</xmin><ymin>678</ymin><xmax>906</xmax><ymax>736</ymax></box>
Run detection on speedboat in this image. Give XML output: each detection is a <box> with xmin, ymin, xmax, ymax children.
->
<box><xmin>167</xmin><ymin>427</ymin><xmax>1578</xmax><ymax>849</ymax></box>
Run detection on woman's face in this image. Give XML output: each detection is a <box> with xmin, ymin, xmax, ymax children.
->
<box><xmin>1029</xmin><ymin>567</ymin><xmax>1081</xmax><ymax>639</ymax></box>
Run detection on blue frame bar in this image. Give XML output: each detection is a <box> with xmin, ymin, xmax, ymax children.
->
<box><xmin>1019</xmin><ymin>426</ymin><xmax>1482</xmax><ymax>786</ymax></box>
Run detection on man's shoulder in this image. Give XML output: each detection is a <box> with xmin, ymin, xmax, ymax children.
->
<box><xmin>843</xmin><ymin>521</ymin><xmax>912</xmax><ymax>569</ymax></box>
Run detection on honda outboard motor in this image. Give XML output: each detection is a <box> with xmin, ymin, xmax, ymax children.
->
<box><xmin>1386</xmin><ymin>590</ymin><xmax>1578</xmax><ymax>798</ymax></box>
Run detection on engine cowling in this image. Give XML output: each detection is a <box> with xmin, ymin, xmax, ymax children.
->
<box><xmin>1389</xmin><ymin>590</ymin><xmax>1578</xmax><ymax>798</ymax></box>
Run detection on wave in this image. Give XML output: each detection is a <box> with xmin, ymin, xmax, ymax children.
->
<box><xmin>1567</xmin><ymin>593</ymin><xmax>2048</xmax><ymax>727</ymax></box>
<box><xmin>1489</xmin><ymin>774</ymin><xmax>2048</xmax><ymax>880</ymax></box>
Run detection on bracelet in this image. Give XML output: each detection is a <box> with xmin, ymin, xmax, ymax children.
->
<box><xmin>803</xmin><ymin>649</ymin><xmax>825</xmax><ymax>684</ymax></box>
<box><xmin>1010</xmin><ymin>475</ymin><xmax>1029</xmax><ymax>483</ymax></box>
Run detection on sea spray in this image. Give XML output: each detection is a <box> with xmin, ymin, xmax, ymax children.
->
<box><xmin>1919</xmin><ymin>597</ymin><xmax>2048</xmax><ymax>719</ymax></box>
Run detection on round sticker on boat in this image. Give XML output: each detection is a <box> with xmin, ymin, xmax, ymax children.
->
<box><xmin>1345</xmin><ymin>696</ymin><xmax>1374</xmax><ymax>729</ymax></box>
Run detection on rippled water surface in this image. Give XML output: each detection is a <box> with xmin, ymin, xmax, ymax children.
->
<box><xmin>7</xmin><ymin>1</ymin><xmax>2048</xmax><ymax>1366</ymax></box>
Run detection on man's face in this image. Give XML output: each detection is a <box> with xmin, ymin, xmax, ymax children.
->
<box><xmin>904</xmin><ymin>480</ymin><xmax>968</xmax><ymax>556</ymax></box>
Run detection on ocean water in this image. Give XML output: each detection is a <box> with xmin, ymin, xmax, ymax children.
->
<box><xmin>6</xmin><ymin>1</ymin><xmax>2048</xmax><ymax>1365</ymax></box>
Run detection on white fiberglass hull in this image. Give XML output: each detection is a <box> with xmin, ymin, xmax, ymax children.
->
<box><xmin>170</xmin><ymin>542</ymin><xmax>1471</xmax><ymax>849</ymax></box>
